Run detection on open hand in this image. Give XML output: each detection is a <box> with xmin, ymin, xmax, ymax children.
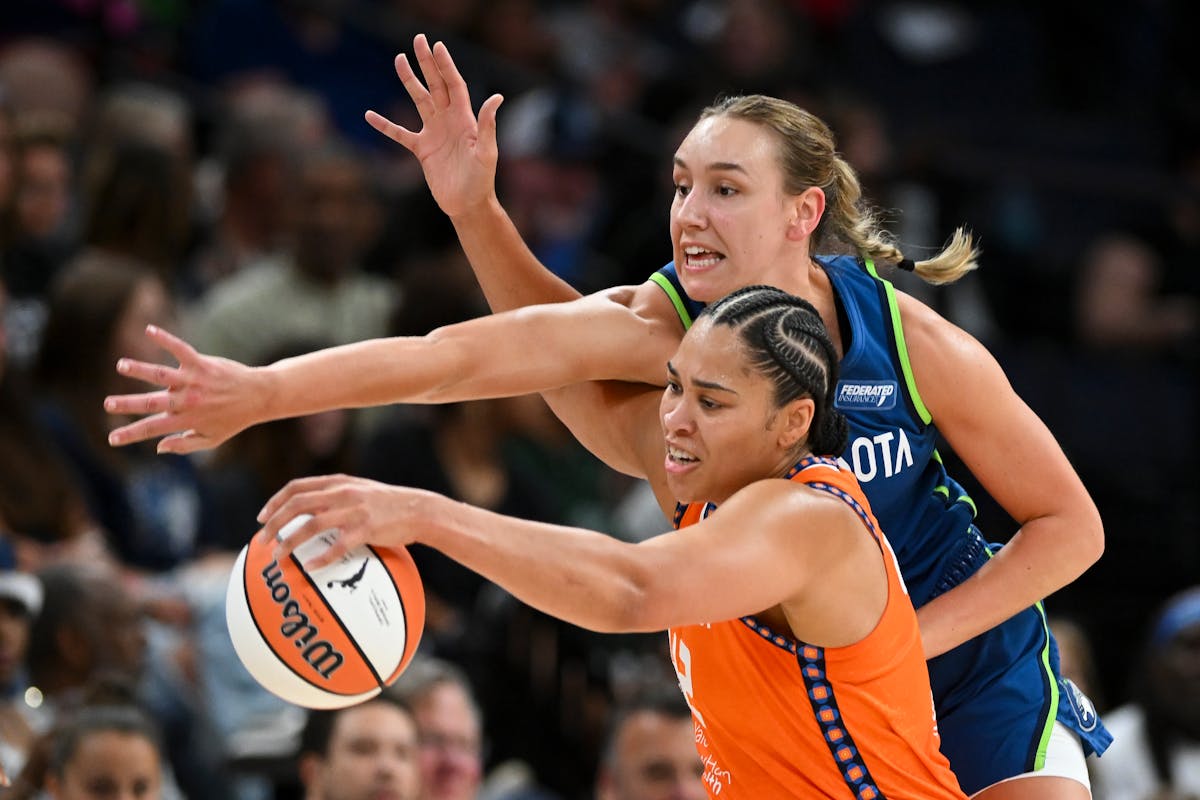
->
<box><xmin>104</xmin><ymin>325</ymin><xmax>265</xmax><ymax>454</ymax></box>
<box><xmin>255</xmin><ymin>475</ymin><xmax>440</xmax><ymax>570</ymax></box>
<box><xmin>366</xmin><ymin>33</ymin><xmax>503</xmax><ymax>218</ymax></box>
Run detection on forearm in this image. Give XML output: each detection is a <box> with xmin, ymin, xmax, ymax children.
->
<box><xmin>450</xmin><ymin>196</ymin><xmax>582</xmax><ymax>311</ymax></box>
<box><xmin>260</xmin><ymin>336</ymin><xmax>473</xmax><ymax>419</ymax></box>
<box><xmin>916</xmin><ymin>515</ymin><xmax>1103</xmax><ymax>658</ymax></box>
<box><xmin>421</xmin><ymin>498</ymin><xmax>656</xmax><ymax>633</ymax></box>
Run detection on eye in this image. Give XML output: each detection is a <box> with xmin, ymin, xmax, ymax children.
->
<box><xmin>699</xmin><ymin>396</ymin><xmax>721</xmax><ymax>410</ymax></box>
<box><xmin>716</xmin><ymin>184</ymin><xmax>737</xmax><ymax>197</ymax></box>
<box><xmin>665</xmin><ymin>379</ymin><xmax>682</xmax><ymax>394</ymax></box>
<box><xmin>672</xmin><ymin>182</ymin><xmax>691</xmax><ymax>198</ymax></box>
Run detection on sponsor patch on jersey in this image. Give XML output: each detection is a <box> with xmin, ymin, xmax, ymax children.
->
<box><xmin>1060</xmin><ymin>677</ymin><xmax>1098</xmax><ymax>732</ymax></box>
<box><xmin>834</xmin><ymin>380</ymin><xmax>898</xmax><ymax>411</ymax></box>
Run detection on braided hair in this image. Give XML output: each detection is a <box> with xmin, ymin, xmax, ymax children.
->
<box><xmin>702</xmin><ymin>285</ymin><xmax>849</xmax><ymax>456</ymax></box>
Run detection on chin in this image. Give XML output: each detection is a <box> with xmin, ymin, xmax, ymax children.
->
<box><xmin>676</xmin><ymin>271</ymin><xmax>731</xmax><ymax>305</ymax></box>
<box><xmin>665</xmin><ymin>475</ymin><xmax>706</xmax><ymax>504</ymax></box>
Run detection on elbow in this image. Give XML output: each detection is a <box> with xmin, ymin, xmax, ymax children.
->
<box><xmin>1081</xmin><ymin>509</ymin><xmax>1104</xmax><ymax>569</ymax></box>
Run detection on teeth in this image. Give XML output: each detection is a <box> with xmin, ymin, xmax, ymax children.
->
<box><xmin>668</xmin><ymin>446</ymin><xmax>697</xmax><ymax>462</ymax></box>
<box><xmin>684</xmin><ymin>246</ymin><xmax>708</xmax><ymax>255</ymax></box>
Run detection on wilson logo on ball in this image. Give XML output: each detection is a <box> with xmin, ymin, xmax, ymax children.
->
<box><xmin>260</xmin><ymin>558</ymin><xmax>346</xmax><ymax>679</ymax></box>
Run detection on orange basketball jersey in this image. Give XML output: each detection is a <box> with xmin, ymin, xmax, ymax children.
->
<box><xmin>668</xmin><ymin>456</ymin><xmax>965</xmax><ymax>799</ymax></box>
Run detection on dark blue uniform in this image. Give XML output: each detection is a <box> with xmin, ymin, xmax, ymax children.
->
<box><xmin>650</xmin><ymin>256</ymin><xmax>1111</xmax><ymax>794</ymax></box>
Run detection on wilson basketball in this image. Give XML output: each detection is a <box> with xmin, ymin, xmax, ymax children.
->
<box><xmin>225</xmin><ymin>515</ymin><xmax>425</xmax><ymax>709</ymax></box>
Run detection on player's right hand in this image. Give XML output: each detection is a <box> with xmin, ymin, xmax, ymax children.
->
<box><xmin>104</xmin><ymin>325</ymin><xmax>264</xmax><ymax>454</ymax></box>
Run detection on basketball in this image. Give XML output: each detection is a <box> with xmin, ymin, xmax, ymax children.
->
<box><xmin>225</xmin><ymin>515</ymin><xmax>425</xmax><ymax>709</ymax></box>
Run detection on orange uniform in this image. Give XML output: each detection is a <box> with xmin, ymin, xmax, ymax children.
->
<box><xmin>668</xmin><ymin>456</ymin><xmax>965</xmax><ymax>799</ymax></box>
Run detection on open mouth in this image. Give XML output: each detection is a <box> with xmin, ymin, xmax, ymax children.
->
<box><xmin>682</xmin><ymin>245</ymin><xmax>724</xmax><ymax>269</ymax></box>
<box><xmin>666</xmin><ymin>444</ymin><xmax>699</xmax><ymax>465</ymax></box>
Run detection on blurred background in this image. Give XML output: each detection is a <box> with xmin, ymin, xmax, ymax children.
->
<box><xmin>0</xmin><ymin>0</ymin><xmax>1196</xmax><ymax>798</ymax></box>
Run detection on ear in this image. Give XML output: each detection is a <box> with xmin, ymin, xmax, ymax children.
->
<box><xmin>776</xmin><ymin>397</ymin><xmax>815</xmax><ymax>450</ymax></box>
<box><xmin>786</xmin><ymin>187</ymin><xmax>826</xmax><ymax>242</ymax></box>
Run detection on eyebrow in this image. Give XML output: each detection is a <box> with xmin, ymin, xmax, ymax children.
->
<box><xmin>667</xmin><ymin>361</ymin><xmax>739</xmax><ymax>394</ymax></box>
<box><xmin>672</xmin><ymin>156</ymin><xmax>749</xmax><ymax>176</ymax></box>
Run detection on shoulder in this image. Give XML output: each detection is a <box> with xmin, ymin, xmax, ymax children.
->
<box><xmin>721</xmin><ymin>478</ymin><xmax>860</xmax><ymax>539</ymax></box>
<box><xmin>892</xmin><ymin>289</ymin><xmax>1003</xmax><ymax>413</ymax></box>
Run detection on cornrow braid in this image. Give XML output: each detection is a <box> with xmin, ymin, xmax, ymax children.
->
<box><xmin>703</xmin><ymin>286</ymin><xmax>849</xmax><ymax>456</ymax></box>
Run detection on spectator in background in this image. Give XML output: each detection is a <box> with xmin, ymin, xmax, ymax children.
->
<box><xmin>79</xmin><ymin>82</ymin><xmax>195</xmax><ymax>288</ymax></box>
<box><xmin>594</xmin><ymin>685</ymin><xmax>704</xmax><ymax>800</ymax></box>
<box><xmin>33</xmin><ymin>251</ymin><xmax>214</xmax><ymax>573</ymax></box>
<box><xmin>188</xmin><ymin>141</ymin><xmax>395</xmax><ymax>366</ymax></box>
<box><xmin>42</xmin><ymin>704</ymin><xmax>166</xmax><ymax>800</ymax></box>
<box><xmin>185</xmin><ymin>123</ymin><xmax>298</xmax><ymax>299</ymax></box>
<box><xmin>1075</xmin><ymin>233</ymin><xmax>1197</xmax><ymax>356</ymax></box>
<box><xmin>392</xmin><ymin>658</ymin><xmax>485</xmax><ymax>800</ymax></box>
<box><xmin>296</xmin><ymin>691</ymin><xmax>422</xmax><ymax>800</ymax></box>
<box><xmin>81</xmin><ymin>141</ymin><xmax>192</xmax><ymax>285</ymax></box>
<box><xmin>0</xmin><ymin>112</ymin><xmax>77</xmax><ymax>367</ymax></box>
<box><xmin>1092</xmin><ymin>587</ymin><xmax>1200</xmax><ymax>799</ymax></box>
<box><xmin>22</xmin><ymin>564</ymin><xmax>146</xmax><ymax>739</ymax></box>
<box><xmin>0</xmin><ymin>274</ymin><xmax>106</xmax><ymax>572</ymax></box>
<box><xmin>19</xmin><ymin>564</ymin><xmax>224</xmax><ymax>799</ymax></box>
<box><xmin>6</xmin><ymin>673</ymin><xmax>174</xmax><ymax>800</ymax></box>
<box><xmin>0</xmin><ymin>551</ymin><xmax>42</xmax><ymax>782</ymax></box>
<box><xmin>0</xmin><ymin>112</ymin><xmax>76</xmax><ymax>298</ymax></box>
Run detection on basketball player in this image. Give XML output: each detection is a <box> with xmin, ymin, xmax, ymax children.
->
<box><xmin>259</xmin><ymin>287</ymin><xmax>968</xmax><ymax>799</ymax></box>
<box><xmin>104</xmin><ymin>36</ymin><xmax>1108</xmax><ymax>797</ymax></box>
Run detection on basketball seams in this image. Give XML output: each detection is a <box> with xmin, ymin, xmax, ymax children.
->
<box><xmin>366</xmin><ymin>545</ymin><xmax>416</xmax><ymax>685</ymax></box>
<box><xmin>289</xmin><ymin>549</ymin><xmax>387</xmax><ymax>688</ymax></box>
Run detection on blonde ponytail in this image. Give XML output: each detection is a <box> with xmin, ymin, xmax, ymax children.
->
<box><xmin>825</xmin><ymin>156</ymin><xmax>980</xmax><ymax>286</ymax></box>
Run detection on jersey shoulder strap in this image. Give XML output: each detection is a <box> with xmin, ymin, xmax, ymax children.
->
<box><xmin>649</xmin><ymin>262</ymin><xmax>705</xmax><ymax>331</ymax></box>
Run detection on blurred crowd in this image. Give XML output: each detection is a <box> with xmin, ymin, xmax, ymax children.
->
<box><xmin>0</xmin><ymin>0</ymin><xmax>1196</xmax><ymax>798</ymax></box>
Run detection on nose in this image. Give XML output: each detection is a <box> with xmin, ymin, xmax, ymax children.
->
<box><xmin>661</xmin><ymin>392</ymin><xmax>694</xmax><ymax>435</ymax></box>
<box><xmin>673</xmin><ymin>187</ymin><xmax>707</xmax><ymax>229</ymax></box>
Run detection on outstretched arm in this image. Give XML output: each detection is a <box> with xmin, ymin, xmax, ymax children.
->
<box><xmin>104</xmin><ymin>288</ymin><xmax>679</xmax><ymax>455</ymax></box>
<box><xmin>369</xmin><ymin>34</ymin><xmax>580</xmax><ymax>309</ymax></box>
<box><xmin>259</xmin><ymin>473</ymin><xmax>835</xmax><ymax>634</ymax></box>
<box><xmin>901</xmin><ymin>296</ymin><xmax>1104</xmax><ymax>658</ymax></box>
